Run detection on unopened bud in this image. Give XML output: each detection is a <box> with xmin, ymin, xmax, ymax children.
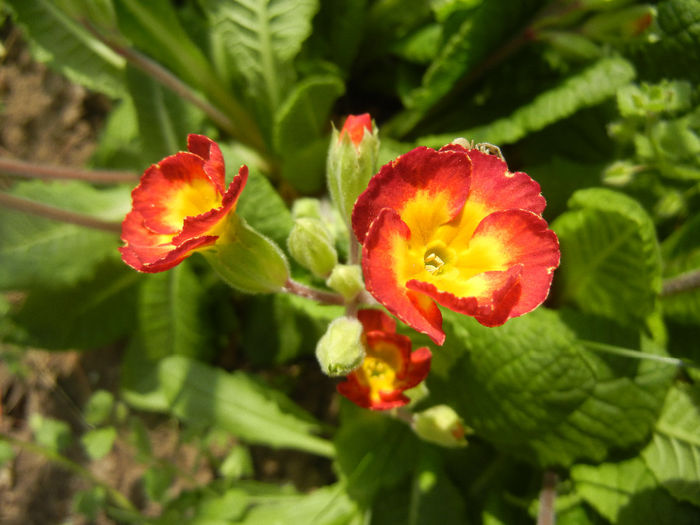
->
<box><xmin>287</xmin><ymin>218</ymin><xmax>338</xmax><ymax>278</ymax></box>
<box><xmin>582</xmin><ymin>6</ymin><xmax>657</xmax><ymax>42</ymax></box>
<box><xmin>326</xmin><ymin>264</ymin><xmax>364</xmax><ymax>301</ymax></box>
<box><xmin>327</xmin><ymin>114</ymin><xmax>379</xmax><ymax>226</ymax></box>
<box><xmin>292</xmin><ymin>198</ymin><xmax>323</xmax><ymax>221</ymax></box>
<box><xmin>413</xmin><ymin>405</ymin><xmax>470</xmax><ymax>448</ymax></box>
<box><xmin>315</xmin><ymin>317</ymin><xmax>366</xmax><ymax>377</ymax></box>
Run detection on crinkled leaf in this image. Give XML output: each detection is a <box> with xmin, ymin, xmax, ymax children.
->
<box><xmin>434</xmin><ymin>308</ymin><xmax>674</xmax><ymax>467</ymax></box>
<box><xmin>572</xmin><ymin>457</ymin><xmax>700</xmax><ymax>525</ymax></box>
<box><xmin>552</xmin><ymin>187</ymin><xmax>661</xmax><ymax>326</ymax></box>
<box><xmin>642</xmin><ymin>384</ymin><xmax>700</xmax><ymax>506</ymax></box>
<box><xmin>9</xmin><ymin>262</ymin><xmax>139</xmax><ymax>350</ymax></box>
<box><xmin>420</xmin><ymin>57</ymin><xmax>636</xmax><ymax>147</ymax></box>
<box><xmin>5</xmin><ymin>0</ymin><xmax>125</xmax><ymax>98</ymax></box>
<box><xmin>156</xmin><ymin>355</ymin><xmax>334</xmax><ymax>457</ymax></box>
<box><xmin>0</xmin><ymin>181</ymin><xmax>129</xmax><ymax>290</ymax></box>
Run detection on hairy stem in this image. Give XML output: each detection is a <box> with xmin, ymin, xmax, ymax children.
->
<box><xmin>284</xmin><ymin>279</ymin><xmax>346</xmax><ymax>305</ymax></box>
<box><xmin>662</xmin><ymin>269</ymin><xmax>700</xmax><ymax>296</ymax></box>
<box><xmin>0</xmin><ymin>157</ymin><xmax>138</xmax><ymax>184</ymax></box>
<box><xmin>537</xmin><ymin>470</ymin><xmax>558</xmax><ymax>525</ymax></box>
<box><xmin>0</xmin><ymin>192</ymin><xmax>122</xmax><ymax>234</ymax></box>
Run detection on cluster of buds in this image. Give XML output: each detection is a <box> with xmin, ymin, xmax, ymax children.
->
<box><xmin>118</xmin><ymin>110</ymin><xmax>560</xmax><ymax>444</ymax></box>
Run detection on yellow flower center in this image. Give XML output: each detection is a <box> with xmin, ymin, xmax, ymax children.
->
<box><xmin>397</xmin><ymin>192</ymin><xmax>509</xmax><ymax>297</ymax></box>
<box><xmin>164</xmin><ymin>178</ymin><xmax>222</xmax><ymax>232</ymax></box>
<box><xmin>356</xmin><ymin>342</ymin><xmax>402</xmax><ymax>402</ymax></box>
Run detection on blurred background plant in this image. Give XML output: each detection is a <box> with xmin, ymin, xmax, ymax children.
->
<box><xmin>1</xmin><ymin>0</ymin><xmax>699</xmax><ymax>523</ymax></box>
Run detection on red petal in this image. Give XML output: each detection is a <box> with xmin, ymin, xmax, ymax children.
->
<box><xmin>471</xmin><ymin>209</ymin><xmax>559</xmax><ymax>317</ymax></box>
<box><xmin>362</xmin><ymin>208</ymin><xmax>445</xmax><ymax>345</ymax></box>
<box><xmin>133</xmin><ymin>152</ymin><xmax>215</xmax><ymax>235</ymax></box>
<box><xmin>340</xmin><ymin>113</ymin><xmax>372</xmax><ymax>146</ymax></box>
<box><xmin>188</xmin><ymin>134</ymin><xmax>226</xmax><ymax>194</ymax></box>
<box><xmin>401</xmin><ymin>346</ymin><xmax>432</xmax><ymax>388</ymax></box>
<box><xmin>407</xmin><ymin>265</ymin><xmax>522</xmax><ymax>327</ymax></box>
<box><xmin>172</xmin><ymin>165</ymin><xmax>248</xmax><ymax>245</ymax></box>
<box><xmin>440</xmin><ymin>145</ymin><xmax>546</xmax><ymax>215</ymax></box>
<box><xmin>352</xmin><ymin>147</ymin><xmax>471</xmax><ymax>244</ymax></box>
<box><xmin>357</xmin><ymin>309</ymin><xmax>396</xmax><ymax>334</ymax></box>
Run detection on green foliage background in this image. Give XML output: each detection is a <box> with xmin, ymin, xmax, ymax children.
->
<box><xmin>1</xmin><ymin>0</ymin><xmax>700</xmax><ymax>523</ymax></box>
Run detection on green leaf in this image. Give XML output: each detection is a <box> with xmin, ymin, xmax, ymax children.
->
<box><xmin>334</xmin><ymin>402</ymin><xmax>420</xmax><ymax>503</ymax></box>
<box><xmin>0</xmin><ymin>181</ymin><xmax>129</xmax><ymax>290</ymax></box>
<box><xmin>9</xmin><ymin>262</ymin><xmax>140</xmax><ymax>350</ymax></box>
<box><xmin>200</xmin><ymin>0</ymin><xmax>319</xmax><ymax>131</ymax></box>
<box><xmin>661</xmin><ymin>213</ymin><xmax>700</xmax><ymax>324</ymax></box>
<box><xmin>419</xmin><ymin>57</ymin><xmax>636</xmax><ymax>147</ymax></box>
<box><xmin>156</xmin><ymin>355</ymin><xmax>335</xmax><ymax>457</ymax></box>
<box><xmin>83</xmin><ymin>390</ymin><xmax>115</xmax><ymax>426</ymax></box>
<box><xmin>572</xmin><ymin>457</ymin><xmax>700</xmax><ymax>525</ymax></box>
<box><xmin>72</xmin><ymin>486</ymin><xmax>107</xmax><ymax>521</ymax></box>
<box><xmin>434</xmin><ymin>308</ymin><xmax>674</xmax><ymax>467</ymax></box>
<box><xmin>642</xmin><ymin>384</ymin><xmax>700</xmax><ymax>506</ymax></box>
<box><xmin>630</xmin><ymin>0</ymin><xmax>700</xmax><ymax>83</ymax></box>
<box><xmin>273</xmin><ymin>75</ymin><xmax>345</xmax><ymax>157</ymax></box>
<box><xmin>236</xmin><ymin>483</ymin><xmax>361</xmax><ymax>525</ymax></box>
<box><xmin>125</xmin><ymin>65</ymin><xmax>205</xmax><ymax>162</ymax></box>
<box><xmin>30</xmin><ymin>414</ymin><xmax>72</xmax><ymax>453</ymax></box>
<box><xmin>143</xmin><ymin>464</ymin><xmax>175</xmax><ymax>503</ymax></box>
<box><xmin>138</xmin><ymin>261</ymin><xmax>214</xmax><ymax>361</ymax></box>
<box><xmin>552</xmin><ymin>188</ymin><xmax>661</xmax><ymax>326</ymax></box>
<box><xmin>5</xmin><ymin>0</ymin><xmax>125</xmax><ymax>98</ymax></box>
<box><xmin>407</xmin><ymin>0</ymin><xmax>543</xmax><ymax>110</ymax></box>
<box><xmin>81</xmin><ymin>427</ymin><xmax>117</xmax><ymax>460</ymax></box>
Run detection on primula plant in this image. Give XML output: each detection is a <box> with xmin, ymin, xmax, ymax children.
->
<box><xmin>1</xmin><ymin>0</ymin><xmax>700</xmax><ymax>524</ymax></box>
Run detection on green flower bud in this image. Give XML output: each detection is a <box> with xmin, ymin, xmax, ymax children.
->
<box><xmin>203</xmin><ymin>214</ymin><xmax>290</xmax><ymax>293</ymax></box>
<box><xmin>315</xmin><ymin>316</ymin><xmax>366</xmax><ymax>377</ymax></box>
<box><xmin>413</xmin><ymin>405</ymin><xmax>470</xmax><ymax>448</ymax></box>
<box><xmin>287</xmin><ymin>218</ymin><xmax>338</xmax><ymax>278</ymax></box>
<box><xmin>582</xmin><ymin>5</ymin><xmax>657</xmax><ymax>43</ymax></box>
<box><xmin>326</xmin><ymin>264</ymin><xmax>364</xmax><ymax>301</ymax></box>
<box><xmin>292</xmin><ymin>198</ymin><xmax>323</xmax><ymax>221</ymax></box>
<box><xmin>327</xmin><ymin>114</ymin><xmax>380</xmax><ymax>226</ymax></box>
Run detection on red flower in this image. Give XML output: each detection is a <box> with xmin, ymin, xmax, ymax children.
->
<box><xmin>120</xmin><ymin>135</ymin><xmax>247</xmax><ymax>273</ymax></box>
<box><xmin>352</xmin><ymin>144</ymin><xmax>560</xmax><ymax>345</ymax></box>
<box><xmin>337</xmin><ymin>309</ymin><xmax>432</xmax><ymax>410</ymax></box>
<box><xmin>339</xmin><ymin>113</ymin><xmax>372</xmax><ymax>146</ymax></box>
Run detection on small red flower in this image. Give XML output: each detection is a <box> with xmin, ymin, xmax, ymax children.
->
<box><xmin>339</xmin><ymin>113</ymin><xmax>372</xmax><ymax>146</ymax></box>
<box><xmin>352</xmin><ymin>144</ymin><xmax>560</xmax><ymax>345</ymax></box>
<box><xmin>120</xmin><ymin>134</ymin><xmax>247</xmax><ymax>273</ymax></box>
<box><xmin>337</xmin><ymin>309</ymin><xmax>432</xmax><ymax>410</ymax></box>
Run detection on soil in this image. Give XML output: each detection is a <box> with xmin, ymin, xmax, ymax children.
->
<box><xmin>0</xmin><ymin>23</ymin><xmax>335</xmax><ymax>525</ymax></box>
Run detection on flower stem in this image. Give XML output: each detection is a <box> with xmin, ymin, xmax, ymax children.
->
<box><xmin>0</xmin><ymin>192</ymin><xmax>122</xmax><ymax>234</ymax></box>
<box><xmin>662</xmin><ymin>269</ymin><xmax>700</xmax><ymax>296</ymax></box>
<box><xmin>537</xmin><ymin>470</ymin><xmax>557</xmax><ymax>525</ymax></box>
<box><xmin>0</xmin><ymin>157</ymin><xmax>138</xmax><ymax>184</ymax></box>
<box><xmin>0</xmin><ymin>431</ymin><xmax>139</xmax><ymax>517</ymax></box>
<box><xmin>284</xmin><ymin>279</ymin><xmax>346</xmax><ymax>305</ymax></box>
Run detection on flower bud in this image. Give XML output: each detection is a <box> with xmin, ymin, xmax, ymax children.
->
<box><xmin>327</xmin><ymin>114</ymin><xmax>379</xmax><ymax>226</ymax></box>
<box><xmin>315</xmin><ymin>316</ymin><xmax>366</xmax><ymax>377</ymax></box>
<box><xmin>412</xmin><ymin>405</ymin><xmax>469</xmax><ymax>448</ymax></box>
<box><xmin>326</xmin><ymin>264</ymin><xmax>364</xmax><ymax>301</ymax></box>
<box><xmin>292</xmin><ymin>198</ymin><xmax>323</xmax><ymax>221</ymax></box>
<box><xmin>202</xmin><ymin>214</ymin><xmax>290</xmax><ymax>293</ymax></box>
<box><xmin>287</xmin><ymin>218</ymin><xmax>338</xmax><ymax>278</ymax></box>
